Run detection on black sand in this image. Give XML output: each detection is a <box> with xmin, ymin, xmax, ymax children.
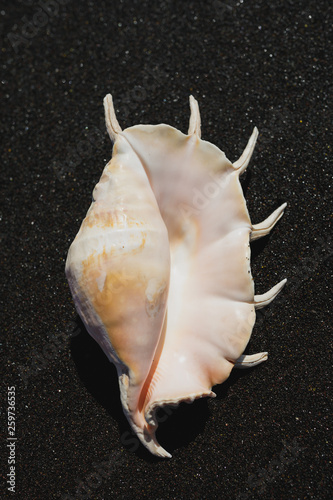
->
<box><xmin>1</xmin><ymin>1</ymin><xmax>332</xmax><ymax>499</ymax></box>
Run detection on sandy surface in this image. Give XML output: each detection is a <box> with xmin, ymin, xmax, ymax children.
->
<box><xmin>1</xmin><ymin>1</ymin><xmax>332</xmax><ymax>499</ymax></box>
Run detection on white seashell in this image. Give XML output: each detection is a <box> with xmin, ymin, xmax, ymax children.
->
<box><xmin>65</xmin><ymin>94</ymin><xmax>287</xmax><ymax>458</ymax></box>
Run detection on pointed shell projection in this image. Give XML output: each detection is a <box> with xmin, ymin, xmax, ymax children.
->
<box><xmin>65</xmin><ymin>94</ymin><xmax>287</xmax><ymax>458</ymax></box>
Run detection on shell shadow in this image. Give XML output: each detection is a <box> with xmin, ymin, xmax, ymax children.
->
<box><xmin>70</xmin><ymin>317</ymin><xmax>259</xmax><ymax>461</ymax></box>
<box><xmin>70</xmin><ymin>316</ymin><xmax>124</xmax><ymax>423</ymax></box>
<box><xmin>250</xmin><ymin>233</ymin><xmax>272</xmax><ymax>261</ymax></box>
<box><xmin>70</xmin><ymin>318</ymin><xmax>210</xmax><ymax>460</ymax></box>
<box><xmin>70</xmin><ymin>319</ymin><xmax>159</xmax><ymax>461</ymax></box>
<box><xmin>155</xmin><ymin>397</ymin><xmax>210</xmax><ymax>457</ymax></box>
<box><xmin>239</xmin><ymin>168</ymin><xmax>251</xmax><ymax>197</ymax></box>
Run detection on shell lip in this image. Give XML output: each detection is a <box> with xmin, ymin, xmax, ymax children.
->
<box><xmin>119</xmin><ymin>123</ymin><xmax>233</xmax><ymax>164</ymax></box>
<box><xmin>144</xmin><ymin>390</ymin><xmax>217</xmax><ymax>428</ymax></box>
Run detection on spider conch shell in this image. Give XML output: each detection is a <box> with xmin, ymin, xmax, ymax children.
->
<box><xmin>65</xmin><ymin>94</ymin><xmax>287</xmax><ymax>458</ymax></box>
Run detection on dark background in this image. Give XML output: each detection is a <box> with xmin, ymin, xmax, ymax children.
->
<box><xmin>1</xmin><ymin>1</ymin><xmax>332</xmax><ymax>499</ymax></box>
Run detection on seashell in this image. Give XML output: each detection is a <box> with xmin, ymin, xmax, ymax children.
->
<box><xmin>65</xmin><ymin>94</ymin><xmax>287</xmax><ymax>458</ymax></box>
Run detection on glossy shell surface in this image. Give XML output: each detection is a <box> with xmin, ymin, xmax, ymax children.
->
<box><xmin>65</xmin><ymin>95</ymin><xmax>287</xmax><ymax>457</ymax></box>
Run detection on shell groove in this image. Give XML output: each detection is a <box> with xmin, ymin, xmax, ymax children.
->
<box><xmin>65</xmin><ymin>94</ymin><xmax>287</xmax><ymax>457</ymax></box>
